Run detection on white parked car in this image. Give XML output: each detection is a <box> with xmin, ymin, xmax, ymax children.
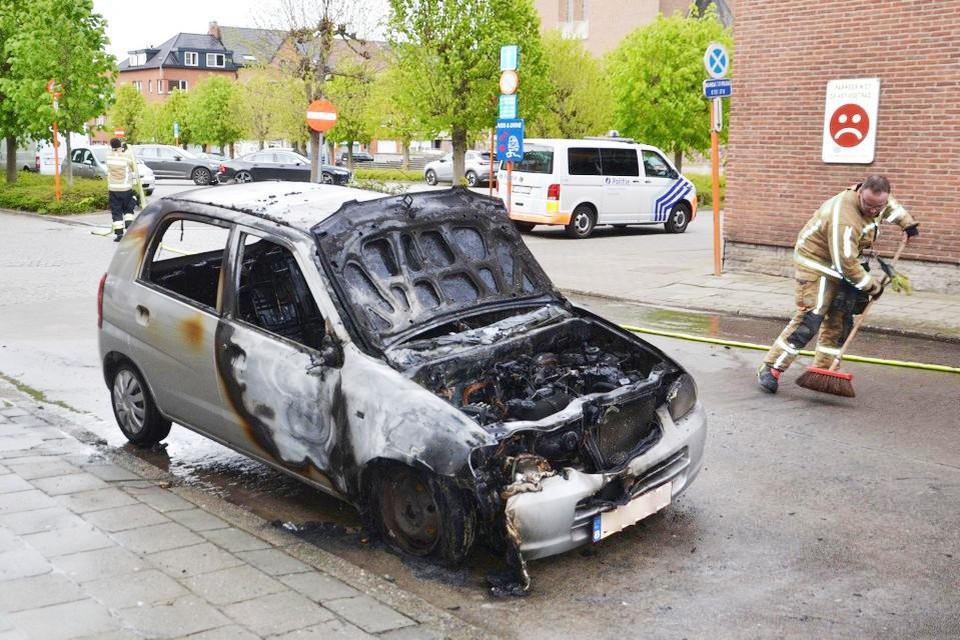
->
<box><xmin>62</xmin><ymin>146</ymin><xmax>154</xmax><ymax>195</ymax></box>
<box><xmin>424</xmin><ymin>151</ymin><xmax>499</xmax><ymax>187</ymax></box>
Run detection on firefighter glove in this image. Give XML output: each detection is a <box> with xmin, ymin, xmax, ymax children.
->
<box><xmin>863</xmin><ymin>277</ymin><xmax>884</xmax><ymax>297</ymax></box>
<box><xmin>905</xmin><ymin>223</ymin><xmax>920</xmax><ymax>238</ymax></box>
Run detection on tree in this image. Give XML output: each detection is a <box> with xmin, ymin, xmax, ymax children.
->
<box><xmin>163</xmin><ymin>89</ymin><xmax>192</xmax><ymax>147</ymax></box>
<box><xmin>0</xmin><ymin>1</ymin><xmax>32</xmax><ymax>183</ymax></box>
<box><xmin>238</xmin><ymin>70</ymin><xmax>282</xmax><ymax>150</ymax></box>
<box><xmin>372</xmin><ymin>61</ymin><xmax>427</xmax><ymax>169</ymax></box>
<box><xmin>324</xmin><ymin>60</ymin><xmax>377</xmax><ymax>167</ymax></box>
<box><xmin>528</xmin><ymin>31</ymin><xmax>613</xmax><ymax>139</ymax></box>
<box><xmin>109</xmin><ymin>84</ymin><xmax>146</xmax><ymax>143</ymax></box>
<box><xmin>188</xmin><ymin>77</ymin><xmax>243</xmax><ymax>155</ymax></box>
<box><xmin>271</xmin><ymin>77</ymin><xmax>310</xmax><ymax>155</ymax></box>
<box><xmin>0</xmin><ymin>0</ymin><xmax>114</xmax><ymax>184</ymax></box>
<box><xmin>607</xmin><ymin>3</ymin><xmax>732</xmax><ymax>170</ymax></box>
<box><xmin>388</xmin><ymin>0</ymin><xmax>549</xmax><ymax>184</ymax></box>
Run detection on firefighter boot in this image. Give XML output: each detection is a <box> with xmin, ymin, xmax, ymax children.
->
<box><xmin>757</xmin><ymin>365</ymin><xmax>782</xmax><ymax>393</ymax></box>
<box><xmin>114</xmin><ymin>230</ymin><xmax>123</xmax><ymax>242</ymax></box>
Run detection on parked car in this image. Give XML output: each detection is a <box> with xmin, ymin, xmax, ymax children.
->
<box><xmin>217</xmin><ymin>150</ymin><xmax>351</xmax><ymax>185</ymax></box>
<box><xmin>0</xmin><ymin>143</ymin><xmax>38</xmax><ymax>172</ymax></box>
<box><xmin>97</xmin><ymin>182</ymin><xmax>706</xmax><ymax>592</ymax></box>
<box><xmin>497</xmin><ymin>137</ymin><xmax>697</xmax><ymax>238</ymax></box>
<box><xmin>132</xmin><ymin>144</ymin><xmax>220</xmax><ymax>185</ymax></box>
<box><xmin>338</xmin><ymin>150</ymin><xmax>374</xmax><ymax>165</ymax></box>
<box><xmin>62</xmin><ymin>146</ymin><xmax>155</xmax><ymax>195</ymax></box>
<box><xmin>424</xmin><ymin>151</ymin><xmax>498</xmax><ymax>187</ymax></box>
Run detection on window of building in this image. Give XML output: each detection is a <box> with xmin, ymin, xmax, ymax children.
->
<box><xmin>169</xmin><ymin>80</ymin><xmax>188</xmax><ymax>92</ymax></box>
<box><xmin>127</xmin><ymin>52</ymin><xmax>146</xmax><ymax>67</ymax></box>
<box><xmin>147</xmin><ymin>80</ymin><xmax>152</xmax><ymax>93</ymax></box>
<box><xmin>184</xmin><ymin>51</ymin><xmax>198</xmax><ymax>66</ymax></box>
<box><xmin>131</xmin><ymin>80</ymin><xmax>143</xmax><ymax>93</ymax></box>
<box><xmin>206</xmin><ymin>53</ymin><xmax>225</xmax><ymax>68</ymax></box>
<box><xmin>559</xmin><ymin>0</ymin><xmax>586</xmax><ymax>21</ymax></box>
<box><xmin>95</xmin><ymin>115</ymin><xmax>106</xmax><ymax>126</ymax></box>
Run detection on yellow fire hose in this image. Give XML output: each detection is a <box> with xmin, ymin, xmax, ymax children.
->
<box><xmin>621</xmin><ymin>324</ymin><xmax>960</xmax><ymax>374</ymax></box>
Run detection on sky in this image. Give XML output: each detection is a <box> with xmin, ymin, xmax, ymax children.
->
<box><xmin>92</xmin><ymin>0</ymin><xmax>389</xmax><ymax>62</ymax></box>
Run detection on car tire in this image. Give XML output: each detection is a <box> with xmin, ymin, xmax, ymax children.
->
<box><xmin>191</xmin><ymin>167</ymin><xmax>212</xmax><ymax>185</ymax></box>
<box><xmin>565</xmin><ymin>204</ymin><xmax>596</xmax><ymax>239</ymax></box>
<box><xmin>465</xmin><ymin>170</ymin><xmax>479</xmax><ymax>187</ymax></box>
<box><xmin>321</xmin><ymin>172</ymin><xmax>334</xmax><ymax>184</ymax></box>
<box><xmin>369</xmin><ymin>465</ymin><xmax>475</xmax><ymax>565</ymax></box>
<box><xmin>664</xmin><ymin>203</ymin><xmax>690</xmax><ymax>233</ymax></box>
<box><xmin>145</xmin><ymin>188</ymin><xmax>154</xmax><ymax>196</ymax></box>
<box><xmin>514</xmin><ymin>221</ymin><xmax>536</xmax><ymax>233</ymax></box>
<box><xmin>424</xmin><ymin>169</ymin><xmax>437</xmax><ymax>186</ymax></box>
<box><xmin>110</xmin><ymin>363</ymin><xmax>171</xmax><ymax>447</ymax></box>
<box><xmin>235</xmin><ymin>170</ymin><xmax>253</xmax><ymax>183</ymax></box>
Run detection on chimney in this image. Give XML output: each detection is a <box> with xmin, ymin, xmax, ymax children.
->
<box><xmin>208</xmin><ymin>21</ymin><xmax>221</xmax><ymax>40</ymax></box>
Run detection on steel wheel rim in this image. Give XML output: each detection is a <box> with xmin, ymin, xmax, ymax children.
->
<box><xmin>236</xmin><ymin>171</ymin><xmax>252</xmax><ymax>183</ymax></box>
<box><xmin>113</xmin><ymin>370</ymin><xmax>146</xmax><ymax>435</ymax></box>
<box><xmin>671</xmin><ymin>208</ymin><xmax>687</xmax><ymax>228</ymax></box>
<box><xmin>574</xmin><ymin>210</ymin><xmax>591</xmax><ymax>233</ymax></box>
<box><xmin>381</xmin><ymin>473</ymin><xmax>440</xmax><ymax>555</ymax></box>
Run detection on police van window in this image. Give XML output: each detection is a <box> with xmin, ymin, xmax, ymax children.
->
<box><xmin>142</xmin><ymin>218</ymin><xmax>231</xmax><ymax>310</ymax></box>
<box><xmin>568</xmin><ymin>147</ymin><xmax>602</xmax><ymax>176</ymax></box>
<box><xmin>513</xmin><ymin>148</ymin><xmax>553</xmax><ymax>174</ymax></box>
<box><xmin>235</xmin><ymin>233</ymin><xmax>325</xmax><ymax>351</ymax></box>
<box><xmin>600</xmin><ymin>148</ymin><xmax>639</xmax><ymax>177</ymax></box>
<box><xmin>642</xmin><ymin>150</ymin><xmax>675</xmax><ymax>179</ymax></box>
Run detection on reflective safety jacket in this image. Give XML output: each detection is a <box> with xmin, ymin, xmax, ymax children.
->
<box><xmin>106</xmin><ymin>149</ymin><xmax>137</xmax><ymax>191</ymax></box>
<box><xmin>794</xmin><ymin>186</ymin><xmax>916</xmax><ymax>291</ymax></box>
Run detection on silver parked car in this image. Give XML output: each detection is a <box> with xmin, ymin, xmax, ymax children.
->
<box><xmin>62</xmin><ymin>146</ymin><xmax>155</xmax><ymax>195</ymax></box>
<box><xmin>97</xmin><ymin>183</ymin><xmax>706</xmax><ymax>594</ymax></box>
<box><xmin>424</xmin><ymin>151</ymin><xmax>499</xmax><ymax>187</ymax></box>
<box><xmin>132</xmin><ymin>144</ymin><xmax>220</xmax><ymax>185</ymax></box>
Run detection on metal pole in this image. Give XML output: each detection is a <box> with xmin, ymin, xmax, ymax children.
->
<box><xmin>710</xmin><ymin>98</ymin><xmax>722</xmax><ymax>277</ymax></box>
<box><xmin>506</xmin><ymin>161</ymin><xmax>513</xmax><ymax>215</ymax></box>
<box><xmin>52</xmin><ymin>119</ymin><xmax>61</xmax><ymax>202</ymax></box>
<box><xmin>488</xmin><ymin>129</ymin><xmax>494</xmax><ymax>196</ymax></box>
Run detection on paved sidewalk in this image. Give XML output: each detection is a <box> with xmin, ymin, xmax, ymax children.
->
<box><xmin>0</xmin><ymin>381</ymin><xmax>486</xmax><ymax>640</ymax></box>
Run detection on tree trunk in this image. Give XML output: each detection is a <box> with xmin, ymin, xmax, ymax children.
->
<box><xmin>401</xmin><ymin>140</ymin><xmax>410</xmax><ymax>171</ymax></box>
<box><xmin>309</xmin><ymin>130</ymin><xmax>320</xmax><ymax>181</ymax></box>
<box><xmin>346</xmin><ymin>140</ymin><xmax>354</xmax><ymax>169</ymax></box>
<box><xmin>673</xmin><ymin>149</ymin><xmax>683</xmax><ymax>172</ymax></box>
<box><xmin>451</xmin><ymin>125</ymin><xmax>467</xmax><ymax>186</ymax></box>
<box><xmin>4</xmin><ymin>137</ymin><xmax>17</xmax><ymax>184</ymax></box>
<box><xmin>64</xmin><ymin>137</ymin><xmax>74</xmax><ymax>188</ymax></box>
<box><xmin>258</xmin><ymin>139</ymin><xmax>264</xmax><ymax>150</ymax></box>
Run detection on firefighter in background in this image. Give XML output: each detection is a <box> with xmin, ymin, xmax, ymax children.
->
<box><xmin>758</xmin><ymin>175</ymin><xmax>919</xmax><ymax>393</ymax></box>
<box><xmin>121</xmin><ymin>142</ymin><xmax>146</xmax><ymax>213</ymax></box>
<box><xmin>106</xmin><ymin>137</ymin><xmax>138</xmax><ymax>241</ymax></box>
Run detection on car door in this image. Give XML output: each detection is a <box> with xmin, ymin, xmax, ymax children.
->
<box><xmin>436</xmin><ymin>153</ymin><xmax>454</xmax><ymax>181</ymax></box>
<box><xmin>130</xmin><ymin>214</ymin><xmax>235</xmax><ymax>433</ymax></box>
<box><xmin>599</xmin><ymin>147</ymin><xmax>642</xmax><ymax>222</ymax></box>
<box><xmin>215</xmin><ymin>228</ymin><xmax>342</xmax><ymax>488</ymax></box>
<box><xmin>639</xmin><ymin>149</ymin><xmax>683</xmax><ymax>223</ymax></box>
<box><xmin>275</xmin><ymin>152</ymin><xmax>310</xmax><ymax>182</ymax></box>
<box><xmin>246</xmin><ymin>152</ymin><xmax>276</xmax><ymax>181</ymax></box>
<box><xmin>69</xmin><ymin>149</ymin><xmax>88</xmax><ymax>178</ymax></box>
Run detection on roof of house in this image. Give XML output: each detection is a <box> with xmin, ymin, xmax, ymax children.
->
<box><xmin>118</xmin><ymin>33</ymin><xmax>238</xmax><ymax>71</ymax></box>
<box><xmin>217</xmin><ymin>26</ymin><xmax>287</xmax><ymax>66</ymax></box>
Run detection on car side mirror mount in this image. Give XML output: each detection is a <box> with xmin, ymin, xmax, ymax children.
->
<box><xmin>311</xmin><ymin>334</ymin><xmax>343</xmax><ymax>370</ymax></box>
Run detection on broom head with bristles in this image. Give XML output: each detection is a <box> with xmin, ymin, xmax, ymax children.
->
<box><xmin>795</xmin><ymin>366</ymin><xmax>856</xmax><ymax>397</ymax></box>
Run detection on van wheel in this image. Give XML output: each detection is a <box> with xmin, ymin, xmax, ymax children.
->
<box><xmin>425</xmin><ymin>169</ymin><xmax>438</xmax><ymax>186</ymax></box>
<box><xmin>369</xmin><ymin>465</ymin><xmax>475</xmax><ymax>565</ymax></box>
<box><xmin>110</xmin><ymin>364</ymin><xmax>171</xmax><ymax>447</ymax></box>
<box><xmin>664</xmin><ymin>203</ymin><xmax>690</xmax><ymax>233</ymax></box>
<box><xmin>566</xmin><ymin>204</ymin><xmax>596</xmax><ymax>239</ymax></box>
<box><xmin>514</xmin><ymin>222</ymin><xmax>536</xmax><ymax>233</ymax></box>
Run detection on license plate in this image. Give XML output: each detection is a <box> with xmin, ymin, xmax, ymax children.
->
<box><xmin>512</xmin><ymin>185</ymin><xmax>532</xmax><ymax>195</ymax></box>
<box><xmin>592</xmin><ymin>482</ymin><xmax>672</xmax><ymax>543</ymax></box>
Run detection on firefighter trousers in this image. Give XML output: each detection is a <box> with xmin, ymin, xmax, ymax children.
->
<box><xmin>763</xmin><ymin>271</ymin><xmax>847</xmax><ymax>371</ymax></box>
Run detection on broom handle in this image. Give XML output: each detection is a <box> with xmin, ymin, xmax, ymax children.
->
<box><xmin>829</xmin><ymin>235</ymin><xmax>908</xmax><ymax>371</ymax></box>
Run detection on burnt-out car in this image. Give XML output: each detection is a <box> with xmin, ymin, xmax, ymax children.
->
<box><xmin>98</xmin><ymin>183</ymin><xmax>706</xmax><ymax>593</ymax></box>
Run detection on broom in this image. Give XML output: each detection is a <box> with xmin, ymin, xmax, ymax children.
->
<box><xmin>795</xmin><ymin>236</ymin><xmax>908</xmax><ymax>397</ymax></box>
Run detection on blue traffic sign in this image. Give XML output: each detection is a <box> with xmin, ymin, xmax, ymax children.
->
<box><xmin>499</xmin><ymin>94</ymin><xmax>518</xmax><ymax>119</ymax></box>
<box><xmin>496</xmin><ymin>118</ymin><xmax>524</xmax><ymax>162</ymax></box>
<box><xmin>703</xmin><ymin>78</ymin><xmax>732</xmax><ymax>99</ymax></box>
<box><xmin>500</xmin><ymin>45</ymin><xmax>519</xmax><ymax>71</ymax></box>
<box><xmin>703</xmin><ymin>42</ymin><xmax>730</xmax><ymax>79</ymax></box>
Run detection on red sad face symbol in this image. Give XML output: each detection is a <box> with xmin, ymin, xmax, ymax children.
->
<box><xmin>829</xmin><ymin>103</ymin><xmax>869</xmax><ymax>148</ymax></box>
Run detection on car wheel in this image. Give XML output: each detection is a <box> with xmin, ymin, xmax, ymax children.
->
<box><xmin>110</xmin><ymin>364</ymin><xmax>171</xmax><ymax>447</ymax></box>
<box><xmin>191</xmin><ymin>167</ymin><xmax>212</xmax><ymax>185</ymax></box>
<box><xmin>514</xmin><ymin>221</ymin><xmax>536</xmax><ymax>233</ymax></box>
<box><xmin>424</xmin><ymin>169</ymin><xmax>437</xmax><ymax>186</ymax></box>
<box><xmin>235</xmin><ymin>170</ymin><xmax>253</xmax><ymax>183</ymax></box>
<box><xmin>369</xmin><ymin>465</ymin><xmax>475</xmax><ymax>565</ymax></box>
<box><xmin>145</xmin><ymin>188</ymin><xmax>154</xmax><ymax>196</ymax></box>
<box><xmin>465</xmin><ymin>170</ymin><xmax>479</xmax><ymax>187</ymax></box>
<box><xmin>664</xmin><ymin>203</ymin><xmax>690</xmax><ymax>233</ymax></box>
<box><xmin>321</xmin><ymin>172</ymin><xmax>334</xmax><ymax>184</ymax></box>
<box><xmin>565</xmin><ymin>204</ymin><xmax>596</xmax><ymax>239</ymax></box>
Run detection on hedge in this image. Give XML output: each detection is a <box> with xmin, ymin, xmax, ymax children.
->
<box><xmin>353</xmin><ymin>167</ymin><xmax>423</xmax><ymax>182</ymax></box>
<box><xmin>686</xmin><ymin>172</ymin><xmax>725</xmax><ymax>208</ymax></box>
<box><xmin>0</xmin><ymin>172</ymin><xmax>108</xmax><ymax>215</ymax></box>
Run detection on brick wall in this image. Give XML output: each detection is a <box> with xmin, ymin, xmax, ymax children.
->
<box><xmin>726</xmin><ymin>0</ymin><xmax>960</xmax><ymax>282</ymax></box>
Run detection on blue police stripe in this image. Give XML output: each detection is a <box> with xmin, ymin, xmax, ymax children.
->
<box><xmin>654</xmin><ymin>178</ymin><xmax>693</xmax><ymax>222</ymax></box>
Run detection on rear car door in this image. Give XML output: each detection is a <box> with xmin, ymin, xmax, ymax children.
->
<box><xmin>599</xmin><ymin>147</ymin><xmax>642</xmax><ymax>221</ymax></box>
<box><xmin>215</xmin><ymin>229</ymin><xmax>341</xmax><ymax>488</ymax></box>
<box><xmin>275</xmin><ymin>152</ymin><xmax>310</xmax><ymax>182</ymax></box>
<box><xmin>247</xmin><ymin>152</ymin><xmax>277</xmax><ymax>181</ymax></box>
<box><xmin>130</xmin><ymin>215</ymin><xmax>235</xmax><ymax>433</ymax></box>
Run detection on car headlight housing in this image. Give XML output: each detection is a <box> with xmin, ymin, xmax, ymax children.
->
<box><xmin>666</xmin><ymin>373</ymin><xmax>697</xmax><ymax>421</ymax></box>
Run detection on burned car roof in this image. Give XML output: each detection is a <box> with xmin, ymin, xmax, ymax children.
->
<box><xmin>312</xmin><ymin>188</ymin><xmax>563</xmax><ymax>354</ymax></box>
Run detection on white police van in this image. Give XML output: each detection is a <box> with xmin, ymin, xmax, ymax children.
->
<box><xmin>496</xmin><ymin>137</ymin><xmax>697</xmax><ymax>238</ymax></box>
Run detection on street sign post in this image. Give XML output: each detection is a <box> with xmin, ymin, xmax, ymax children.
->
<box><xmin>498</xmin><ymin>94</ymin><xmax>518</xmax><ymax>119</ymax></box>
<box><xmin>498</xmin><ymin>45</ymin><xmax>521</xmax><ymax>207</ymax></box>
<box><xmin>306</xmin><ymin>99</ymin><xmax>337</xmax><ymax>182</ymax></box>
<box><xmin>500</xmin><ymin>45</ymin><xmax>519</xmax><ymax>71</ymax></box>
<box><xmin>496</xmin><ymin>118</ymin><xmax>524</xmax><ymax>163</ymax></box>
<box><xmin>703</xmin><ymin>42</ymin><xmax>730</xmax><ymax>79</ymax></box>
<box><xmin>46</xmin><ymin>80</ymin><xmax>63</xmax><ymax>202</ymax></box>
<box><xmin>702</xmin><ymin>43</ymin><xmax>729</xmax><ymax>277</ymax></box>
<box><xmin>702</xmin><ymin>78</ymin><xmax>732</xmax><ymax>99</ymax></box>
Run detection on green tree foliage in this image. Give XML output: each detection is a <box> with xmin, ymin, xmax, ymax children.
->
<box><xmin>163</xmin><ymin>89</ymin><xmax>192</xmax><ymax>146</ymax></box>
<box><xmin>607</xmin><ymin>3</ymin><xmax>731</xmax><ymax>169</ymax></box>
<box><xmin>325</xmin><ymin>61</ymin><xmax>377</xmax><ymax>167</ymax></box>
<box><xmin>271</xmin><ymin>77</ymin><xmax>310</xmax><ymax>155</ymax></box>
<box><xmin>387</xmin><ymin>0</ymin><xmax>548</xmax><ymax>182</ymax></box>
<box><xmin>188</xmin><ymin>77</ymin><xmax>243</xmax><ymax>154</ymax></box>
<box><xmin>238</xmin><ymin>71</ymin><xmax>280</xmax><ymax>149</ymax></box>
<box><xmin>0</xmin><ymin>1</ymin><xmax>30</xmax><ymax>183</ymax></box>
<box><xmin>0</xmin><ymin>0</ymin><xmax>115</xmax><ymax>184</ymax></box>
<box><xmin>372</xmin><ymin>61</ymin><xmax>427</xmax><ymax>169</ymax></box>
<box><xmin>109</xmin><ymin>84</ymin><xmax>146</xmax><ymax>143</ymax></box>
<box><xmin>528</xmin><ymin>31</ymin><xmax>613</xmax><ymax>139</ymax></box>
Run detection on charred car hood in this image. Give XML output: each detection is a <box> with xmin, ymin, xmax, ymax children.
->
<box><xmin>312</xmin><ymin>188</ymin><xmax>562</xmax><ymax>354</ymax></box>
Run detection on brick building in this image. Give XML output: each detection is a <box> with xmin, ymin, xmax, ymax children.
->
<box><xmin>725</xmin><ymin>1</ymin><xmax>960</xmax><ymax>293</ymax></box>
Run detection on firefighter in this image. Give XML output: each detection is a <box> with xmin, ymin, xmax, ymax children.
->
<box><xmin>758</xmin><ymin>175</ymin><xmax>919</xmax><ymax>392</ymax></box>
<box><xmin>121</xmin><ymin>142</ymin><xmax>146</xmax><ymax>214</ymax></box>
<box><xmin>106</xmin><ymin>138</ymin><xmax>138</xmax><ymax>241</ymax></box>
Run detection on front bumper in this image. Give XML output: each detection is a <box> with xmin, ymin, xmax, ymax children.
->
<box><xmin>504</xmin><ymin>401</ymin><xmax>707</xmax><ymax>561</ymax></box>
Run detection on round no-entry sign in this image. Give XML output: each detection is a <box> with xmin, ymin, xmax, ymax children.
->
<box><xmin>114</xmin><ymin>129</ymin><xmax>125</xmax><ymax>137</ymax></box>
<box><xmin>306</xmin><ymin>99</ymin><xmax>337</xmax><ymax>133</ymax></box>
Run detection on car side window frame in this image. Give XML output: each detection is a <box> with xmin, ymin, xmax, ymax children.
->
<box><xmin>641</xmin><ymin>149</ymin><xmax>678</xmax><ymax>180</ymax></box>
<box><xmin>137</xmin><ymin>213</ymin><xmax>234</xmax><ymax>315</ymax></box>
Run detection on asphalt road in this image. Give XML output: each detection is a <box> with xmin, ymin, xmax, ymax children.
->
<box><xmin>1</xmin><ymin>180</ymin><xmax>958</xmax><ymax>639</ymax></box>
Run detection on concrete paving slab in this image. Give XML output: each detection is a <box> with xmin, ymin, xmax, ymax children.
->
<box><xmin>222</xmin><ymin>590</ymin><xmax>336</xmax><ymax>637</ymax></box>
<box><xmin>109</xmin><ymin>521</ymin><xmax>204</xmax><ymax>555</ymax></box>
<box><xmin>0</xmin><ymin>474</ymin><xmax>33</xmax><ymax>494</ymax></box>
<box><xmin>0</xmin><ymin>573</ymin><xmax>86</xmax><ymax>613</ymax></box>
<box><xmin>0</xmin><ymin>490</ymin><xmax>58</xmax><ymax>515</ymax></box>
<box><xmin>148</xmin><ymin>542</ymin><xmax>244</xmax><ymax>578</ymax></box>
<box><xmin>236</xmin><ymin>548</ymin><xmax>312</xmax><ymax>576</ymax></box>
<box><xmin>271</xmin><ymin>619</ymin><xmax>375</xmax><ymax>639</ymax></box>
<box><xmin>199</xmin><ymin>527</ymin><xmax>270</xmax><ymax>553</ymax></box>
<box><xmin>324</xmin><ymin>595</ymin><xmax>417</xmax><ymax>634</ymax></box>
<box><xmin>53</xmin><ymin>546</ymin><xmax>146</xmax><ymax>583</ymax></box>
<box><xmin>2</xmin><ymin>459</ymin><xmax>80</xmax><ymax>480</ymax></box>
<box><xmin>78</xmin><ymin>462</ymin><xmax>141</xmax><ymax>482</ymax></box>
<box><xmin>0</xmin><ymin>527</ymin><xmax>21</xmax><ymax>553</ymax></box>
<box><xmin>181</xmin><ymin>625</ymin><xmax>262</xmax><ymax>640</ymax></box>
<box><xmin>165</xmin><ymin>508</ymin><xmax>229</xmax><ymax>532</ymax></box>
<box><xmin>55</xmin><ymin>487</ymin><xmax>138</xmax><ymax>514</ymax></box>
<box><xmin>279</xmin><ymin>571</ymin><xmax>361</xmax><ymax>602</ymax></box>
<box><xmin>6</xmin><ymin>598</ymin><xmax>118</xmax><ymax>640</ymax></box>
<box><xmin>122</xmin><ymin>485</ymin><xmax>194</xmax><ymax>513</ymax></box>
<box><xmin>118</xmin><ymin>594</ymin><xmax>230</xmax><ymax>639</ymax></box>
<box><xmin>0</xmin><ymin>506</ymin><xmax>86</xmax><ymax>536</ymax></box>
<box><xmin>82</xmin><ymin>503</ymin><xmax>170</xmax><ymax>533</ymax></box>
<box><xmin>84</xmin><ymin>568</ymin><xmax>188</xmax><ymax>610</ymax></box>
<box><xmin>379</xmin><ymin>627</ymin><xmax>446</xmax><ymax>640</ymax></box>
<box><xmin>21</xmin><ymin>524</ymin><xmax>114</xmax><ymax>557</ymax></box>
<box><xmin>181</xmin><ymin>564</ymin><xmax>287</xmax><ymax>606</ymax></box>
<box><xmin>32</xmin><ymin>473</ymin><xmax>109</xmax><ymax>496</ymax></box>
